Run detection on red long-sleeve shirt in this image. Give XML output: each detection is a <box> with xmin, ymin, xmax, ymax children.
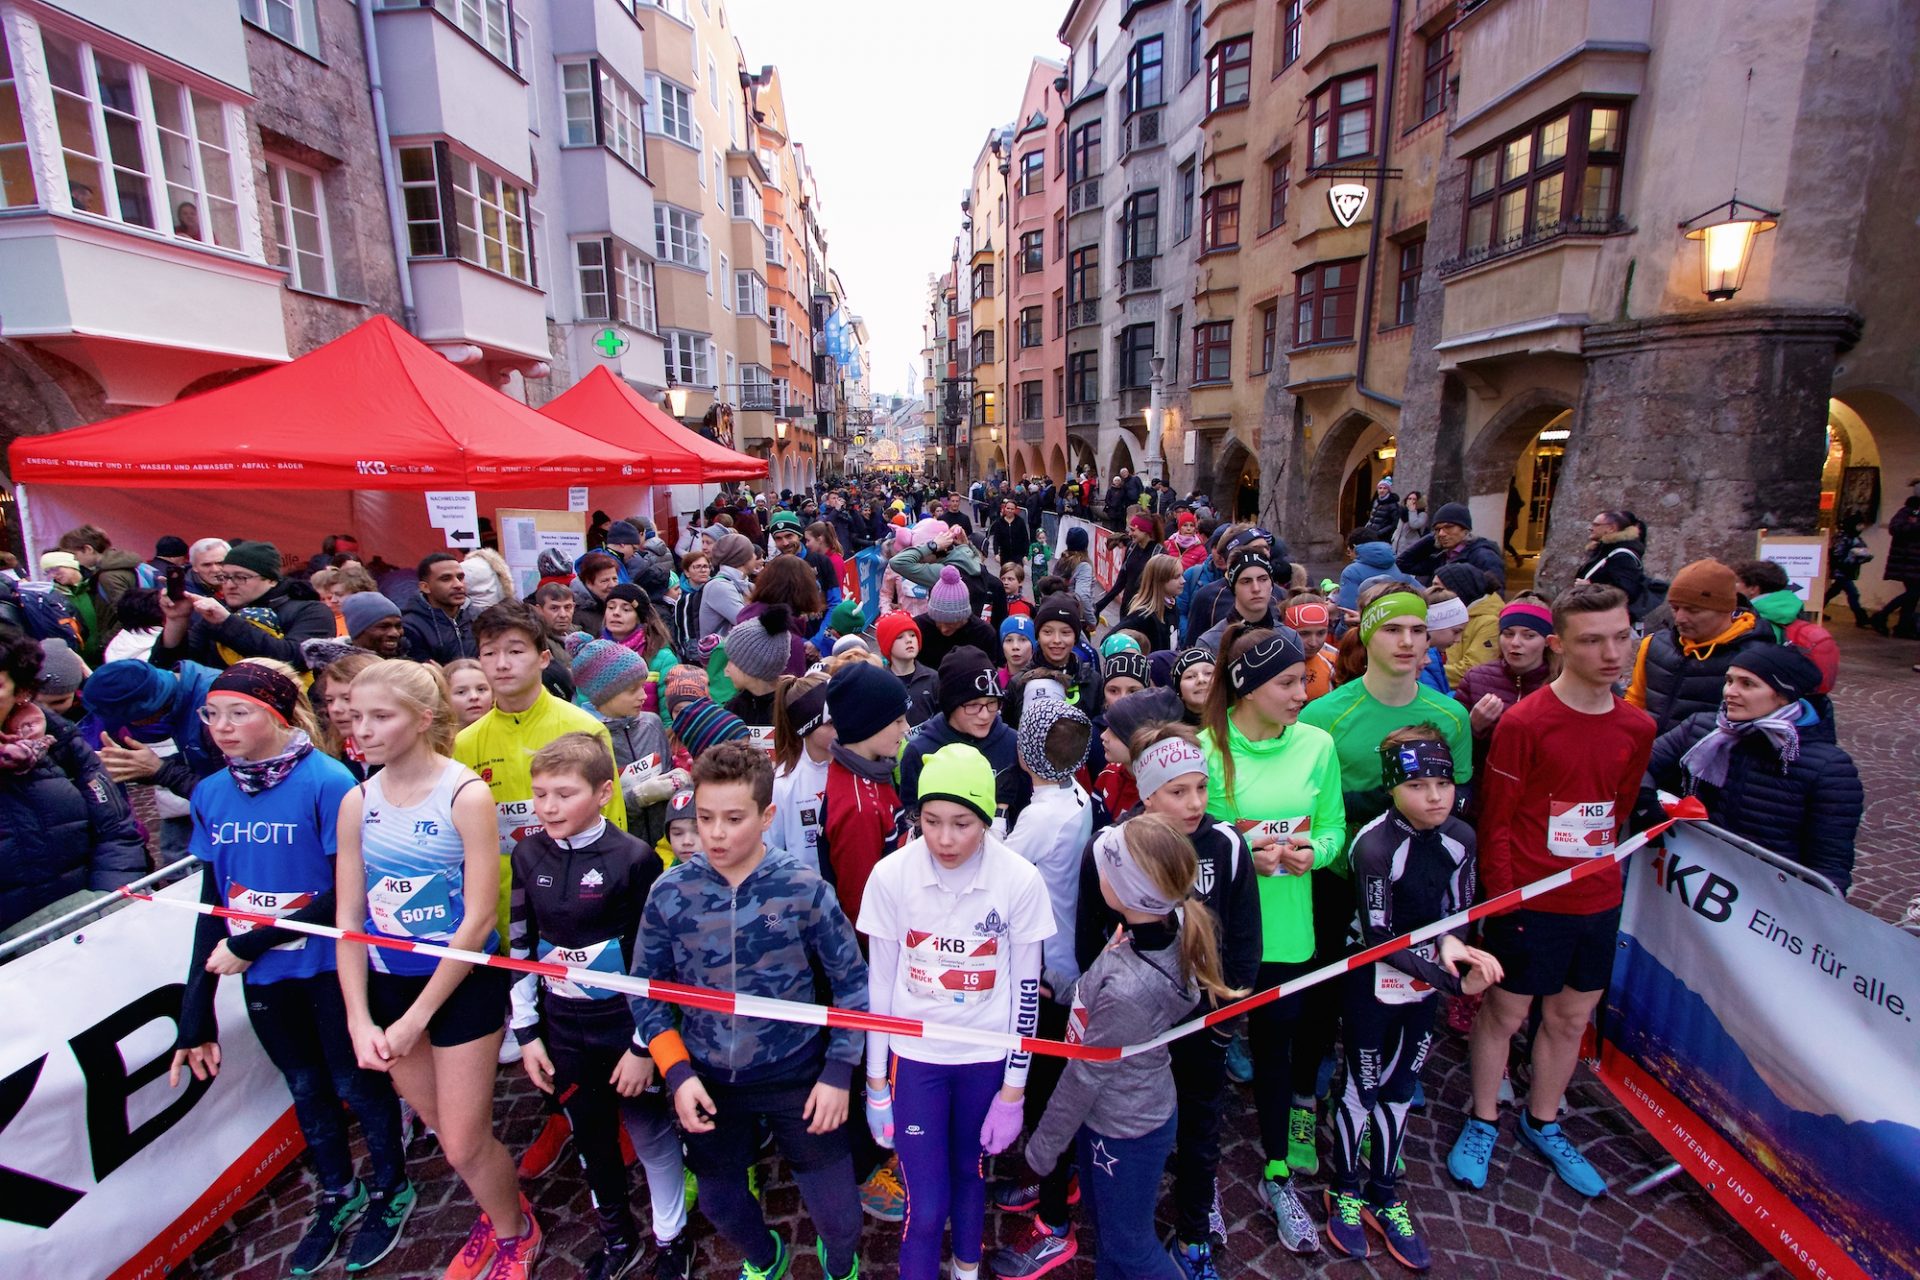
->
<box><xmin>818</xmin><ymin>760</ymin><xmax>908</xmax><ymax>928</ymax></box>
<box><xmin>1477</xmin><ymin>685</ymin><xmax>1655</xmax><ymax>915</ymax></box>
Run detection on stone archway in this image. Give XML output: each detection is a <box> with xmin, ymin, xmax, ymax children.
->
<box><xmin>1213</xmin><ymin>435</ymin><xmax>1260</xmax><ymax>522</ymax></box>
<box><xmin>1302</xmin><ymin>410</ymin><xmax>1388</xmax><ymax>558</ymax></box>
<box><xmin>1831</xmin><ymin>386</ymin><xmax>1920</xmax><ymax>612</ymax></box>
<box><xmin>1106</xmin><ymin>434</ymin><xmax>1137</xmax><ymax>481</ymax></box>
<box><xmin>1463</xmin><ymin>389</ymin><xmax>1576</xmax><ymax>502</ymax></box>
<box><xmin>1047</xmin><ymin>443</ymin><xmax>1068</xmax><ymax>483</ymax></box>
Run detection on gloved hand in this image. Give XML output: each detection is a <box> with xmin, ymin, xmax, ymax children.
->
<box><xmin>865</xmin><ymin>1084</ymin><xmax>895</xmax><ymax>1148</ymax></box>
<box><xmin>979</xmin><ymin>1095</ymin><xmax>1025</xmax><ymax>1155</ymax></box>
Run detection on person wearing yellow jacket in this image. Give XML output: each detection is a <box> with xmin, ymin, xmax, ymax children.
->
<box><xmin>1199</xmin><ymin>623</ymin><xmax>1346</xmax><ymax>1255</ymax></box>
<box><xmin>1436</xmin><ymin>563</ymin><xmax>1504</xmax><ymax>686</ymax></box>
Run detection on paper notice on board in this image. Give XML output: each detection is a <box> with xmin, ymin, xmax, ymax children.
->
<box><xmin>426</xmin><ymin>491</ymin><xmax>478</xmax><ymax>531</ymax></box>
<box><xmin>568</xmin><ymin>486</ymin><xmax>589</xmax><ymax>513</ymax></box>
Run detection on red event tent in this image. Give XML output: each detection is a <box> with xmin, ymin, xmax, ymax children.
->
<box><xmin>538</xmin><ymin>365</ymin><xmax>766</xmax><ymax>482</ymax></box>
<box><xmin>7</xmin><ymin>315</ymin><xmax>649</xmax><ymax>490</ymax></box>
<box><xmin>7</xmin><ymin>316</ymin><xmax>668</xmax><ymax>565</ymax></box>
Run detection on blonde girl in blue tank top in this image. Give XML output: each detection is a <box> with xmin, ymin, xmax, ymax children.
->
<box><xmin>334</xmin><ymin>660</ymin><xmax>541</xmax><ymax>1278</ymax></box>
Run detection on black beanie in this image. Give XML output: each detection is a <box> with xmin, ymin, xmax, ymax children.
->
<box><xmin>1729</xmin><ymin>644</ymin><xmax>1823</xmax><ymax>702</ymax></box>
<box><xmin>1033</xmin><ymin>592</ymin><xmax>1083</xmax><ymax>636</ymax></box>
<box><xmin>1435</xmin><ymin>563</ymin><xmax>1488</xmax><ymax>601</ymax></box>
<box><xmin>937</xmin><ymin>645</ymin><xmax>1002</xmax><ymax>716</ymax></box>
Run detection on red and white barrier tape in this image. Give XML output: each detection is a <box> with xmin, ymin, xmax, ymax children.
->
<box><xmin>120</xmin><ymin>815</ymin><xmax>1687</xmax><ymax>1063</ymax></box>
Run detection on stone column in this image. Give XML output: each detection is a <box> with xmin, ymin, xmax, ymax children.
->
<box><xmin>1542</xmin><ymin>306</ymin><xmax>1862</xmax><ymax>587</ymax></box>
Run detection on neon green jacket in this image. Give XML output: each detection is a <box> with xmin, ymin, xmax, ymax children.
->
<box><xmin>1201</xmin><ymin>718</ymin><xmax>1347</xmax><ymax>963</ymax></box>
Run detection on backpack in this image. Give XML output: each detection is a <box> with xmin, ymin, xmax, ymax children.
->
<box><xmin>0</xmin><ymin>578</ymin><xmax>86</xmax><ymax>651</ymax></box>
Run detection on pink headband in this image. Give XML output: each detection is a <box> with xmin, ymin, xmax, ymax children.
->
<box><xmin>1499</xmin><ymin>601</ymin><xmax>1555</xmax><ymax>636</ymax></box>
<box><xmin>1129</xmin><ymin>514</ymin><xmax>1156</xmax><ymax>534</ymax></box>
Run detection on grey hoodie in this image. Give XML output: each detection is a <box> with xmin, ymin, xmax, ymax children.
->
<box><xmin>1025</xmin><ymin>920</ymin><xmax>1197</xmax><ymax>1174</ymax></box>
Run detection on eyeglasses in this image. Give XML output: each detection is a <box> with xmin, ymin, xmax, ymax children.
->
<box><xmin>206</xmin><ymin>569</ymin><xmax>261</xmax><ymax>586</ymax></box>
<box><xmin>198</xmin><ymin>703</ymin><xmax>266</xmax><ymax>726</ymax></box>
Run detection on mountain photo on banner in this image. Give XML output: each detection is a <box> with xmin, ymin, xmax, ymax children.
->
<box><xmin>1606</xmin><ymin>830</ymin><xmax>1920</xmax><ymax>1280</ymax></box>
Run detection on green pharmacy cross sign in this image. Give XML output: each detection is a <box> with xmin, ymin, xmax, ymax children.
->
<box><xmin>593</xmin><ymin>328</ymin><xmax>629</xmax><ymax>358</ymax></box>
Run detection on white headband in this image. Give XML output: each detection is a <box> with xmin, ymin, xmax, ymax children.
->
<box><xmin>1133</xmin><ymin>736</ymin><xmax>1207</xmax><ymax>800</ymax></box>
<box><xmin>1425</xmin><ymin>597</ymin><xmax>1470</xmax><ymax>631</ymax></box>
<box><xmin>1091</xmin><ymin>824</ymin><xmax>1178</xmax><ymax>916</ymax></box>
<box><xmin>1021</xmin><ymin>676</ymin><xmax>1068</xmax><ymax>718</ymax></box>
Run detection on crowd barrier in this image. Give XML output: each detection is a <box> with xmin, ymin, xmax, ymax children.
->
<box><xmin>6</xmin><ymin>807</ymin><xmax>1911</xmax><ymax>1279</ymax></box>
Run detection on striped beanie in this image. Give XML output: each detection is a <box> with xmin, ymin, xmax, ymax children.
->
<box><xmin>670</xmin><ymin>695</ymin><xmax>753</xmax><ymax>756</ymax></box>
<box><xmin>566</xmin><ymin>634</ymin><xmax>649</xmax><ymax>708</ymax></box>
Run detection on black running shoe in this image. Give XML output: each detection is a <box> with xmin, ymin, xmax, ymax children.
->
<box><xmin>290</xmin><ymin>1181</ymin><xmax>367</xmax><ymax>1275</ymax></box>
<box><xmin>585</xmin><ymin>1235</ymin><xmax>644</xmax><ymax>1280</ymax></box>
<box><xmin>344</xmin><ymin>1180</ymin><xmax>415</xmax><ymax>1273</ymax></box>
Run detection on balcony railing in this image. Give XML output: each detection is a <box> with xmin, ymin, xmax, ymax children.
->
<box><xmin>1119</xmin><ymin>386</ymin><xmax>1150</xmax><ymax>416</ymax></box>
<box><xmin>1120</xmin><ymin>108</ymin><xmax>1163</xmax><ymax>158</ymax></box>
<box><xmin>1020</xmin><ymin>417</ymin><xmax>1045</xmax><ymax>443</ymax></box>
<box><xmin>1068</xmin><ymin>298</ymin><xmax>1101</xmax><ymax>329</ymax></box>
<box><xmin>1118</xmin><ymin>257</ymin><xmax>1156</xmax><ymax>292</ymax></box>
<box><xmin>1066</xmin><ymin>401</ymin><xmax>1098</xmax><ymax>426</ymax></box>
<box><xmin>1069</xmin><ymin>176</ymin><xmax>1103</xmax><ymax>214</ymax></box>
<box><xmin>1435</xmin><ymin>214</ymin><xmax>1629</xmax><ymax>277</ymax></box>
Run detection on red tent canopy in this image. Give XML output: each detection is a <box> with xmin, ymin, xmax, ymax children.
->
<box><xmin>539</xmin><ymin>365</ymin><xmax>767</xmax><ymax>482</ymax></box>
<box><xmin>6</xmin><ymin>316</ymin><xmax>649</xmax><ymax>490</ymax></box>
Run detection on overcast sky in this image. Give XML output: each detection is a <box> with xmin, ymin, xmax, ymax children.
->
<box><xmin>725</xmin><ymin>0</ymin><xmax>1067</xmax><ymax>399</ymax></box>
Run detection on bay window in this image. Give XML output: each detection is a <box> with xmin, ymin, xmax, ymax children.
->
<box><xmin>1206</xmin><ymin>37</ymin><xmax>1251</xmax><ymax>113</ymax></box>
<box><xmin>1193</xmin><ymin>320</ymin><xmax>1232</xmax><ymax>384</ymax></box>
<box><xmin>653</xmin><ymin>203</ymin><xmax>705</xmax><ymax>269</ymax></box>
<box><xmin>1200</xmin><ymin>183</ymin><xmax>1240</xmax><ymax>252</ymax></box>
<box><xmin>1019</xmin><ymin>150</ymin><xmax>1044</xmax><ymax>196</ymax></box>
<box><xmin>577</xmin><ymin>239</ymin><xmax>656</xmax><ymax>330</ymax></box>
<box><xmin>1461</xmin><ymin>101</ymin><xmax>1628</xmax><ymax>261</ymax></box>
<box><xmin>1120</xmin><ymin>190</ymin><xmax>1159</xmax><ymax>260</ymax></box>
<box><xmin>562</xmin><ymin>62</ymin><xmax>647</xmax><ymax>173</ymax></box>
<box><xmin>36</xmin><ymin>30</ymin><xmax>246</xmax><ymax>249</ymax></box>
<box><xmin>664</xmin><ymin>330</ymin><xmax>712</xmax><ymax>386</ymax></box>
<box><xmin>1310</xmin><ymin>71</ymin><xmax>1376</xmax><ymax>167</ymax></box>
<box><xmin>1118</xmin><ymin>324</ymin><xmax>1155</xmax><ymax>389</ymax></box>
<box><xmin>0</xmin><ymin>32</ymin><xmax>32</xmax><ymax>207</ymax></box>
<box><xmin>1126</xmin><ymin>37</ymin><xmax>1163</xmax><ymax>114</ymax></box>
<box><xmin>1294</xmin><ymin>259</ymin><xmax>1361</xmax><ymax>345</ymax></box>
<box><xmin>1067</xmin><ymin>351</ymin><xmax>1099</xmax><ymax>405</ymax></box>
<box><xmin>646</xmin><ymin>76</ymin><xmax>699</xmax><ymax>148</ymax></box>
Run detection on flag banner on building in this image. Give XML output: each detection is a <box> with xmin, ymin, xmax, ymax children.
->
<box><xmin>1598</xmin><ymin>823</ymin><xmax>1920</xmax><ymax>1280</ymax></box>
<box><xmin>853</xmin><ymin>546</ymin><xmax>887</xmax><ymax>624</ymax></box>
<box><xmin>0</xmin><ymin>874</ymin><xmax>302</xmax><ymax>1280</ymax></box>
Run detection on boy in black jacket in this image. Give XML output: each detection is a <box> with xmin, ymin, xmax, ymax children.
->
<box><xmin>507</xmin><ymin>733</ymin><xmax>689</xmax><ymax>1280</ymax></box>
<box><xmin>1325</xmin><ymin>727</ymin><xmax>1500</xmax><ymax>1269</ymax></box>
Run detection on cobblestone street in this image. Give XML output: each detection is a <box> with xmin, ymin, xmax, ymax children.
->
<box><xmin>182</xmin><ymin>630</ymin><xmax>1914</xmax><ymax>1280</ymax></box>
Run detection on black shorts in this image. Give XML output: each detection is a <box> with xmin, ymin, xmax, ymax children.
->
<box><xmin>1484</xmin><ymin>906</ymin><xmax>1621</xmax><ymax>997</ymax></box>
<box><xmin>365</xmin><ymin>966</ymin><xmax>511</xmax><ymax>1048</ymax></box>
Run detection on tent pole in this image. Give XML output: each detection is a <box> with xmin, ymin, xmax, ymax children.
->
<box><xmin>15</xmin><ymin>484</ymin><xmax>36</xmax><ymax>570</ymax></box>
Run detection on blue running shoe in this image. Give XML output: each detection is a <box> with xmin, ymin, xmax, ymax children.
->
<box><xmin>1224</xmin><ymin>1035</ymin><xmax>1253</xmax><ymax>1085</ymax></box>
<box><xmin>1321</xmin><ymin>1189</ymin><xmax>1368</xmax><ymax>1259</ymax></box>
<box><xmin>1363</xmin><ymin>1195</ymin><xmax>1432</xmax><ymax>1271</ymax></box>
<box><xmin>1168</xmin><ymin>1238</ymin><xmax>1222</xmax><ymax>1280</ymax></box>
<box><xmin>1446</xmin><ymin>1117</ymin><xmax>1499</xmax><ymax>1190</ymax></box>
<box><xmin>1516</xmin><ymin>1116</ymin><xmax>1607</xmax><ymax>1197</ymax></box>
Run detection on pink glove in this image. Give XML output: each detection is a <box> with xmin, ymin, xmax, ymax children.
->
<box><xmin>979</xmin><ymin>1096</ymin><xmax>1025</xmax><ymax>1155</ymax></box>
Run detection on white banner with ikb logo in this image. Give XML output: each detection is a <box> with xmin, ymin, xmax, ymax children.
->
<box><xmin>0</xmin><ymin>873</ymin><xmax>301</xmax><ymax>1280</ymax></box>
<box><xmin>1600</xmin><ymin>823</ymin><xmax>1920</xmax><ymax>1280</ymax></box>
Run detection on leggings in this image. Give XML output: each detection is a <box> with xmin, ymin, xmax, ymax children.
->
<box><xmin>1247</xmin><ymin>958</ymin><xmax>1317</xmax><ymax>1170</ymax></box>
<box><xmin>245</xmin><ymin>974</ymin><xmax>406</xmax><ymax>1195</ymax></box>
<box><xmin>682</xmin><ymin>1071</ymin><xmax>861</xmax><ymax>1278</ymax></box>
<box><xmin>1026</xmin><ymin>1001</ymin><xmax>1078</xmax><ymax>1226</ymax></box>
<box><xmin>1168</xmin><ymin>1026</ymin><xmax>1229</xmax><ymax>1243</ymax></box>
<box><xmin>1292</xmin><ymin>869</ymin><xmax>1355</xmax><ymax>1102</ymax></box>
<box><xmin>1078</xmin><ymin>1114</ymin><xmax>1182</xmax><ymax>1279</ymax></box>
<box><xmin>545</xmin><ymin>1010</ymin><xmax>688</xmax><ymax>1245</ymax></box>
<box><xmin>1328</xmin><ymin>973</ymin><xmax>1439</xmax><ymax>1200</ymax></box>
<box><xmin>894</xmin><ymin>1056</ymin><xmax>1001</xmax><ymax>1278</ymax></box>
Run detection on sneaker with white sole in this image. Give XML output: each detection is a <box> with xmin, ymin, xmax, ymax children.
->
<box><xmin>986</xmin><ymin>1217</ymin><xmax>1077</xmax><ymax>1278</ymax></box>
<box><xmin>1261</xmin><ymin>1176</ymin><xmax>1320</xmax><ymax>1254</ymax></box>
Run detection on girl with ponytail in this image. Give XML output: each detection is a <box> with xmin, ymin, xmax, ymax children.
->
<box><xmin>1198</xmin><ymin>621</ymin><xmax>1348</xmax><ymax>1254</ymax></box>
<box><xmin>1022</xmin><ymin>813</ymin><xmax>1246</xmax><ymax>1280</ymax></box>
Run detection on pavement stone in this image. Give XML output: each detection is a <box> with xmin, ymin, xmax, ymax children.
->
<box><xmin>178</xmin><ymin>628</ymin><xmax>1915</xmax><ymax>1279</ymax></box>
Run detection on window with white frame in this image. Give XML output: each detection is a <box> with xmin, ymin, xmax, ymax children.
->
<box><xmin>724</xmin><ymin>351</ymin><xmax>735</xmax><ymax>388</ymax></box>
<box><xmin>647</xmin><ymin>0</ymin><xmax>689</xmax><ymax>17</ymax></box>
<box><xmin>740</xmin><ymin>364</ymin><xmax>772</xmax><ymax>408</ymax></box>
<box><xmin>646</xmin><ymin>76</ymin><xmax>697</xmax><ymax>147</ymax></box>
<box><xmin>562</xmin><ymin>63</ymin><xmax>596</xmax><ymax>146</ymax></box>
<box><xmin>265</xmin><ymin>159</ymin><xmax>332</xmax><ymax>294</ymax></box>
<box><xmin>719</xmin><ymin>252</ymin><xmax>731</xmax><ymax>309</ymax></box>
<box><xmin>665</xmin><ymin>330</ymin><xmax>712</xmax><ymax>386</ymax></box>
<box><xmin>599</xmin><ymin>69</ymin><xmax>644</xmax><ymax>170</ymax></box>
<box><xmin>707</xmin><ymin>54</ymin><xmax>718</xmax><ymax>108</ymax></box>
<box><xmin>575</xmin><ymin>238</ymin><xmax>655</xmax><ymax>330</ymax></box>
<box><xmin>712</xmin><ymin>151</ymin><xmax>723</xmax><ymax>204</ymax></box>
<box><xmin>765</xmin><ymin>222</ymin><xmax>785</xmax><ymax>264</ymax></box>
<box><xmin>36</xmin><ymin>30</ymin><xmax>248</xmax><ymax>250</ymax></box>
<box><xmin>729</xmin><ymin>175</ymin><xmax>761</xmax><ymax>222</ymax></box>
<box><xmin>772</xmin><ymin>376</ymin><xmax>791</xmax><ymax>414</ymax></box>
<box><xmin>395</xmin><ymin>144</ymin><xmax>532</xmax><ymax>281</ymax></box>
<box><xmin>426</xmin><ymin>0</ymin><xmax>511</xmax><ymax>65</ymax></box>
<box><xmin>239</xmin><ymin>0</ymin><xmax>322</xmax><ymax>57</ymax></box>
<box><xmin>653</xmin><ymin>204</ymin><xmax>704</xmax><ymax>268</ymax></box>
<box><xmin>769</xmin><ymin>307</ymin><xmax>788</xmax><ymax>343</ymax></box>
<box><xmin>0</xmin><ymin>32</ymin><xmax>34</xmax><ymax>208</ymax></box>
<box><xmin>734</xmin><ymin>270</ymin><xmax>765</xmax><ymax>317</ymax></box>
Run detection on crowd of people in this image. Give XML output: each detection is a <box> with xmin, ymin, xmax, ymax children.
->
<box><xmin>0</xmin><ymin>471</ymin><xmax>1881</xmax><ymax>1280</ymax></box>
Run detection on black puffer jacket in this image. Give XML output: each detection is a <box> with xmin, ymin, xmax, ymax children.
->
<box><xmin>1634</xmin><ymin>614</ymin><xmax>1774</xmax><ymax>736</ymax></box>
<box><xmin>1638</xmin><ymin>701</ymin><xmax>1862</xmax><ymax>894</ymax></box>
<box><xmin>1396</xmin><ymin>533</ymin><xmax>1509</xmax><ymax>595</ymax></box>
<box><xmin>1575</xmin><ymin>524</ymin><xmax>1651</xmax><ymax>616</ymax></box>
<box><xmin>0</xmin><ymin>712</ymin><xmax>148</xmax><ymax>932</ymax></box>
<box><xmin>1884</xmin><ymin>498</ymin><xmax>1920</xmax><ymax>584</ymax></box>
<box><xmin>153</xmin><ymin>579</ymin><xmax>336</xmax><ymax>672</ymax></box>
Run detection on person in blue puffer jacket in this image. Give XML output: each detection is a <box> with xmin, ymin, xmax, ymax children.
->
<box><xmin>78</xmin><ymin>657</ymin><xmax>225</xmax><ymax>799</ymax></box>
<box><xmin>1337</xmin><ymin>532</ymin><xmax>1421</xmax><ymax>612</ymax></box>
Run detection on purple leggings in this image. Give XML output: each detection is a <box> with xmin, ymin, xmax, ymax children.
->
<box><xmin>894</xmin><ymin>1055</ymin><xmax>1002</xmax><ymax>1279</ymax></box>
